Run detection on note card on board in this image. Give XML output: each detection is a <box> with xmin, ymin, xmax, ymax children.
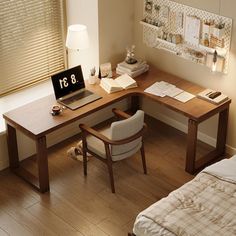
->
<box><xmin>184</xmin><ymin>15</ymin><xmax>201</xmax><ymax>46</ymax></box>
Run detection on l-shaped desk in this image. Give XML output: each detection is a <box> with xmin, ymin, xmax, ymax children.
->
<box><xmin>3</xmin><ymin>67</ymin><xmax>231</xmax><ymax>192</ymax></box>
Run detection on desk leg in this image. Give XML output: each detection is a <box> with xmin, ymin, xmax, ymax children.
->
<box><xmin>185</xmin><ymin>119</ymin><xmax>198</xmax><ymax>174</ymax></box>
<box><xmin>6</xmin><ymin>124</ymin><xmax>19</xmax><ymax>169</ymax></box>
<box><xmin>131</xmin><ymin>96</ymin><xmax>140</xmax><ymax>112</ymax></box>
<box><xmin>6</xmin><ymin>123</ymin><xmax>49</xmax><ymax>193</ymax></box>
<box><xmin>36</xmin><ymin>136</ymin><xmax>49</xmax><ymax>193</ymax></box>
<box><xmin>216</xmin><ymin>107</ymin><xmax>229</xmax><ymax>155</ymax></box>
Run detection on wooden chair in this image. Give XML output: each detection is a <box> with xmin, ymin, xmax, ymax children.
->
<box><xmin>79</xmin><ymin>108</ymin><xmax>147</xmax><ymax>193</ymax></box>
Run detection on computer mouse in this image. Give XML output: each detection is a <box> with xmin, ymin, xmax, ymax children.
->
<box><xmin>209</xmin><ymin>91</ymin><xmax>221</xmax><ymax>99</ymax></box>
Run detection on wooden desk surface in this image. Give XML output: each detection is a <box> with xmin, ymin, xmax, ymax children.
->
<box><xmin>3</xmin><ymin>67</ymin><xmax>231</xmax><ymax>139</ymax></box>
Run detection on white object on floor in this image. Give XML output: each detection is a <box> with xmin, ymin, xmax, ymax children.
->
<box><xmin>67</xmin><ymin>145</ymin><xmax>90</xmax><ymax>162</ymax></box>
<box><xmin>77</xmin><ymin>140</ymin><xmax>92</xmax><ymax>157</ymax></box>
<box><xmin>67</xmin><ymin>146</ymin><xmax>84</xmax><ymax>161</ymax></box>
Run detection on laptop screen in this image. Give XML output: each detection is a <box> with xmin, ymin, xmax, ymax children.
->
<box><xmin>51</xmin><ymin>65</ymin><xmax>85</xmax><ymax>99</ymax></box>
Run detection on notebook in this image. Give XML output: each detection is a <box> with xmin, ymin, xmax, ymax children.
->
<box><xmin>51</xmin><ymin>65</ymin><xmax>101</xmax><ymax>110</ymax></box>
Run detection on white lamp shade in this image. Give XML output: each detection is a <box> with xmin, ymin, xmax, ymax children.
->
<box><xmin>66</xmin><ymin>24</ymin><xmax>89</xmax><ymax>50</ymax></box>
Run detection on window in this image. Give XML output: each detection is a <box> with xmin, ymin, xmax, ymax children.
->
<box><xmin>0</xmin><ymin>0</ymin><xmax>66</xmax><ymax>97</ymax></box>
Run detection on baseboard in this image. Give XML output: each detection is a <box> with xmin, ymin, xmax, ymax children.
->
<box><xmin>226</xmin><ymin>145</ymin><xmax>236</xmax><ymax>156</ymax></box>
<box><xmin>144</xmin><ymin>109</ymin><xmax>236</xmax><ymax>156</ymax></box>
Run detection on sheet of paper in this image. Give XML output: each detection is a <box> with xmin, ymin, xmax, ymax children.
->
<box><xmin>184</xmin><ymin>15</ymin><xmax>200</xmax><ymax>46</ymax></box>
<box><xmin>176</xmin><ymin>12</ymin><xmax>183</xmax><ymax>29</ymax></box>
<box><xmin>164</xmin><ymin>87</ymin><xmax>183</xmax><ymax>97</ymax></box>
<box><xmin>174</xmin><ymin>91</ymin><xmax>195</xmax><ymax>103</ymax></box>
<box><xmin>144</xmin><ymin>81</ymin><xmax>175</xmax><ymax>97</ymax></box>
<box><xmin>144</xmin><ymin>83</ymin><xmax>166</xmax><ymax>97</ymax></box>
<box><xmin>157</xmin><ymin>81</ymin><xmax>175</xmax><ymax>90</ymax></box>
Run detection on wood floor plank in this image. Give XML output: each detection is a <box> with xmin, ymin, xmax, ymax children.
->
<box><xmin>97</xmin><ymin>218</ymin><xmax>128</xmax><ymax>236</ymax></box>
<box><xmin>26</xmin><ymin>203</ymin><xmax>83</xmax><ymax>236</ymax></box>
<box><xmin>5</xmin><ymin>209</ymin><xmax>57</xmax><ymax>236</ymax></box>
<box><xmin>0</xmin><ymin>174</ymin><xmax>40</xmax><ymax>217</ymax></box>
<box><xmin>39</xmin><ymin>191</ymin><xmax>108</xmax><ymax>236</ymax></box>
<box><xmin>0</xmin><ymin>211</ymin><xmax>33</xmax><ymax>236</ymax></box>
<box><xmin>51</xmin><ymin>186</ymin><xmax>131</xmax><ymax>226</ymax></box>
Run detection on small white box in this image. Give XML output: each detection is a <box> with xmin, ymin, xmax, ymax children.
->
<box><xmin>213</xmin><ymin>27</ymin><xmax>225</xmax><ymax>39</ymax></box>
<box><xmin>202</xmin><ymin>23</ymin><xmax>214</xmax><ymax>36</ymax></box>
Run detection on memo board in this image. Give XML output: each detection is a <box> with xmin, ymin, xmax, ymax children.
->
<box><xmin>140</xmin><ymin>0</ymin><xmax>232</xmax><ymax>73</ymax></box>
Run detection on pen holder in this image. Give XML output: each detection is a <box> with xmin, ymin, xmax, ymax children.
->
<box><xmin>88</xmin><ymin>75</ymin><xmax>97</xmax><ymax>85</ymax></box>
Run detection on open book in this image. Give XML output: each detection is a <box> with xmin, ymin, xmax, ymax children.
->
<box><xmin>100</xmin><ymin>74</ymin><xmax>137</xmax><ymax>93</ymax></box>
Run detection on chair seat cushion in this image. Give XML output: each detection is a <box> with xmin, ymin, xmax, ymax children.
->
<box><xmin>86</xmin><ymin>127</ymin><xmax>110</xmax><ymax>158</ymax></box>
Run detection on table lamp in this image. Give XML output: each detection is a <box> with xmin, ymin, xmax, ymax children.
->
<box><xmin>66</xmin><ymin>24</ymin><xmax>89</xmax><ymax>51</ymax></box>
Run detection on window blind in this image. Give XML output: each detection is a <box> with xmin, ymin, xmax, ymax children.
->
<box><xmin>0</xmin><ymin>0</ymin><xmax>66</xmax><ymax>97</ymax></box>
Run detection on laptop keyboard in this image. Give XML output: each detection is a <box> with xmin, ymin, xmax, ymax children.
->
<box><xmin>62</xmin><ymin>90</ymin><xmax>93</xmax><ymax>105</ymax></box>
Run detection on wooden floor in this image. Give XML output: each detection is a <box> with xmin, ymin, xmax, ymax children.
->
<box><xmin>0</xmin><ymin>115</ymin><xmax>215</xmax><ymax>236</ymax></box>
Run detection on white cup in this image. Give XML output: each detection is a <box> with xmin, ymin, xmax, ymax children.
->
<box><xmin>88</xmin><ymin>75</ymin><xmax>97</xmax><ymax>85</ymax></box>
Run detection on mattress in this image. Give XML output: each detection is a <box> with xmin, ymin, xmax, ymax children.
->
<box><xmin>133</xmin><ymin>155</ymin><xmax>236</xmax><ymax>236</ymax></box>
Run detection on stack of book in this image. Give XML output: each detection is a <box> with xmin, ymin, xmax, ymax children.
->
<box><xmin>116</xmin><ymin>59</ymin><xmax>149</xmax><ymax>78</ymax></box>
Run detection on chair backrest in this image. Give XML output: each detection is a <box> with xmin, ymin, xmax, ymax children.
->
<box><xmin>110</xmin><ymin>110</ymin><xmax>144</xmax><ymax>159</ymax></box>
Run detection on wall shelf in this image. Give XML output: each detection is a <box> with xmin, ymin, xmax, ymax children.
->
<box><xmin>140</xmin><ymin>20</ymin><xmax>163</xmax><ymax>31</ymax></box>
<box><xmin>141</xmin><ymin>0</ymin><xmax>233</xmax><ymax>73</ymax></box>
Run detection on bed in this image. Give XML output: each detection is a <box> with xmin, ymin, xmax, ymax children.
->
<box><xmin>132</xmin><ymin>155</ymin><xmax>236</xmax><ymax>236</ymax></box>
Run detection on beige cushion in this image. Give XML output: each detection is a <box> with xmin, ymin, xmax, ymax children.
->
<box><xmin>86</xmin><ymin>110</ymin><xmax>144</xmax><ymax>161</ymax></box>
<box><xmin>86</xmin><ymin>127</ymin><xmax>110</xmax><ymax>158</ymax></box>
<box><xmin>110</xmin><ymin>110</ymin><xmax>144</xmax><ymax>160</ymax></box>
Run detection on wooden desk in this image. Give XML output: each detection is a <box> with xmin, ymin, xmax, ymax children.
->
<box><xmin>3</xmin><ymin>67</ymin><xmax>231</xmax><ymax>192</ymax></box>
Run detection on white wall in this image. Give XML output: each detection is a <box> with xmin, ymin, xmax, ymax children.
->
<box><xmin>98</xmin><ymin>0</ymin><xmax>135</xmax><ymax>67</ymax></box>
<box><xmin>66</xmin><ymin>0</ymin><xmax>99</xmax><ymax>78</ymax></box>
<box><xmin>134</xmin><ymin>0</ymin><xmax>236</xmax><ymax>154</ymax></box>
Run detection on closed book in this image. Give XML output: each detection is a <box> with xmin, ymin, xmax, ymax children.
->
<box><xmin>117</xmin><ymin>63</ymin><xmax>147</xmax><ymax>74</ymax></box>
<box><xmin>116</xmin><ymin>64</ymin><xmax>149</xmax><ymax>78</ymax></box>
<box><xmin>117</xmin><ymin>59</ymin><xmax>147</xmax><ymax>72</ymax></box>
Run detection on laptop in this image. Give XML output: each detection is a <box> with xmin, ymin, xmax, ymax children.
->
<box><xmin>51</xmin><ymin>65</ymin><xmax>102</xmax><ymax>110</ymax></box>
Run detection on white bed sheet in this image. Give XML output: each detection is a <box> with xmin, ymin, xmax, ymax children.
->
<box><xmin>133</xmin><ymin>155</ymin><xmax>236</xmax><ymax>236</ymax></box>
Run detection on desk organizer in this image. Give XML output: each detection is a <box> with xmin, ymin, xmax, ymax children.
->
<box><xmin>141</xmin><ymin>0</ymin><xmax>232</xmax><ymax>73</ymax></box>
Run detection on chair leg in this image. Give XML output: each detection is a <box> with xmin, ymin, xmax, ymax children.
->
<box><xmin>83</xmin><ymin>151</ymin><xmax>87</xmax><ymax>176</ymax></box>
<box><xmin>81</xmin><ymin>138</ymin><xmax>87</xmax><ymax>176</ymax></box>
<box><xmin>140</xmin><ymin>143</ymin><xmax>147</xmax><ymax>174</ymax></box>
<box><xmin>107</xmin><ymin>160</ymin><xmax>115</xmax><ymax>193</ymax></box>
<box><xmin>104</xmin><ymin>144</ymin><xmax>115</xmax><ymax>193</ymax></box>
